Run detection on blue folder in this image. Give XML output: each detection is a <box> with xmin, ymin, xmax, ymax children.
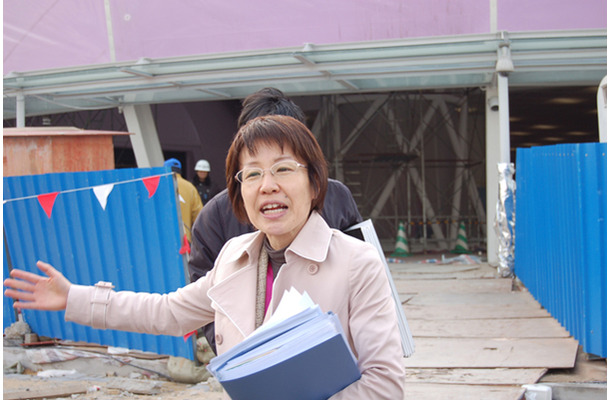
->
<box><xmin>208</xmin><ymin>307</ymin><xmax>361</xmax><ymax>399</ymax></box>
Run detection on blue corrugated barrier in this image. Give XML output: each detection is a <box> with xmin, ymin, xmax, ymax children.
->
<box><xmin>3</xmin><ymin>167</ymin><xmax>194</xmax><ymax>359</ymax></box>
<box><xmin>515</xmin><ymin>143</ymin><xmax>607</xmax><ymax>357</ymax></box>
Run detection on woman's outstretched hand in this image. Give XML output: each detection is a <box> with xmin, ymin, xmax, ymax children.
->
<box><xmin>4</xmin><ymin>261</ymin><xmax>72</xmax><ymax>311</ymax></box>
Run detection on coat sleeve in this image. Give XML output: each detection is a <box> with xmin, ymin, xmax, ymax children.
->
<box><xmin>330</xmin><ymin>242</ymin><xmax>405</xmax><ymax>399</ymax></box>
<box><xmin>64</xmin><ymin>276</ymin><xmax>216</xmax><ymax>336</ymax></box>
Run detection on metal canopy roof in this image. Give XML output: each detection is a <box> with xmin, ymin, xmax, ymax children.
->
<box><xmin>3</xmin><ymin>29</ymin><xmax>606</xmax><ymax>119</ymax></box>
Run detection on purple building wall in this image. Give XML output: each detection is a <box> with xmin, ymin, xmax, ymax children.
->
<box><xmin>4</xmin><ymin>0</ymin><xmax>606</xmax><ymax>74</ymax></box>
<box><xmin>498</xmin><ymin>0</ymin><xmax>606</xmax><ymax>31</ymax></box>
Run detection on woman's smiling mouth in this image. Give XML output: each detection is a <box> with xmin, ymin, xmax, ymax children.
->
<box><xmin>261</xmin><ymin>203</ymin><xmax>288</xmax><ymax>215</ymax></box>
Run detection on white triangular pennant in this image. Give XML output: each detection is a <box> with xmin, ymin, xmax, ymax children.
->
<box><xmin>93</xmin><ymin>184</ymin><xmax>115</xmax><ymax>210</ymax></box>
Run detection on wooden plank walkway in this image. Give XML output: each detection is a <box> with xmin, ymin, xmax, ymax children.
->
<box><xmin>391</xmin><ymin>260</ymin><xmax>579</xmax><ymax>400</ymax></box>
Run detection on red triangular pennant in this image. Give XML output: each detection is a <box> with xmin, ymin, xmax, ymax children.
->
<box><xmin>183</xmin><ymin>330</ymin><xmax>197</xmax><ymax>342</ymax></box>
<box><xmin>179</xmin><ymin>234</ymin><xmax>191</xmax><ymax>255</ymax></box>
<box><xmin>37</xmin><ymin>192</ymin><xmax>59</xmax><ymax>218</ymax></box>
<box><xmin>142</xmin><ymin>176</ymin><xmax>160</xmax><ymax>198</ymax></box>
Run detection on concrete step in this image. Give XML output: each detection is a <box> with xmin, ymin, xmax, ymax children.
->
<box><xmin>544</xmin><ymin>382</ymin><xmax>607</xmax><ymax>400</ymax></box>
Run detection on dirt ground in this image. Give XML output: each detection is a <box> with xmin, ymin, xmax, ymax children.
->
<box><xmin>3</xmin><ymin>341</ymin><xmax>225</xmax><ymax>400</ymax></box>
<box><xmin>3</xmin><ymin>375</ymin><xmax>224</xmax><ymax>400</ymax></box>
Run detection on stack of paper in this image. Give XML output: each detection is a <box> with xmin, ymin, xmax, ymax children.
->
<box><xmin>207</xmin><ymin>288</ymin><xmax>361</xmax><ymax>400</ymax></box>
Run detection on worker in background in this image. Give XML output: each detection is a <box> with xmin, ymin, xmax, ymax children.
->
<box><xmin>164</xmin><ymin>158</ymin><xmax>203</xmax><ymax>243</ymax></box>
<box><xmin>192</xmin><ymin>159</ymin><xmax>220</xmax><ymax>206</ymax></box>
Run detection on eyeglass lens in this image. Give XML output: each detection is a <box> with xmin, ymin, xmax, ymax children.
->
<box><xmin>237</xmin><ymin>161</ymin><xmax>303</xmax><ymax>183</ymax></box>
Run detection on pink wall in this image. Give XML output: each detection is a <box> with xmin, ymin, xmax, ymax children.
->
<box><xmin>498</xmin><ymin>0</ymin><xmax>607</xmax><ymax>31</ymax></box>
<box><xmin>107</xmin><ymin>0</ymin><xmax>490</xmax><ymax>61</ymax></box>
<box><xmin>3</xmin><ymin>0</ymin><xmax>606</xmax><ymax>74</ymax></box>
<box><xmin>3</xmin><ymin>1</ymin><xmax>111</xmax><ymax>73</ymax></box>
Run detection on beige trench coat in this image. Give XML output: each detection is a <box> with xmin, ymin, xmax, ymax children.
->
<box><xmin>66</xmin><ymin>211</ymin><xmax>405</xmax><ymax>399</ymax></box>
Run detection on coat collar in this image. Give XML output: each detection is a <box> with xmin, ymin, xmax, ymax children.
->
<box><xmin>286</xmin><ymin>211</ymin><xmax>332</xmax><ymax>262</ymax></box>
<box><xmin>218</xmin><ymin>211</ymin><xmax>333</xmax><ymax>265</ymax></box>
<box><xmin>206</xmin><ymin>211</ymin><xmax>333</xmax><ymax>338</ymax></box>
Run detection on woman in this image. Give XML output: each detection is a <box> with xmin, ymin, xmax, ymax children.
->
<box><xmin>4</xmin><ymin>115</ymin><xmax>404</xmax><ymax>399</ymax></box>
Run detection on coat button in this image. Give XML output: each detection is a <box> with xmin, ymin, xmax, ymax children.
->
<box><xmin>215</xmin><ymin>334</ymin><xmax>223</xmax><ymax>345</ymax></box>
<box><xmin>307</xmin><ymin>264</ymin><xmax>319</xmax><ymax>274</ymax></box>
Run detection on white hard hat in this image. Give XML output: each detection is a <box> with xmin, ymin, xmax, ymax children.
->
<box><xmin>195</xmin><ymin>159</ymin><xmax>211</xmax><ymax>172</ymax></box>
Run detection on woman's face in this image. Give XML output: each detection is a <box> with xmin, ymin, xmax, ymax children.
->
<box><xmin>239</xmin><ymin>142</ymin><xmax>314</xmax><ymax>250</ymax></box>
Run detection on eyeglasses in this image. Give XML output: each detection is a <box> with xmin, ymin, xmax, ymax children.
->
<box><xmin>235</xmin><ymin>160</ymin><xmax>307</xmax><ymax>184</ymax></box>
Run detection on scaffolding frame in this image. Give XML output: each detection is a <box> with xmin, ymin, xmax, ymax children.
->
<box><xmin>310</xmin><ymin>89</ymin><xmax>487</xmax><ymax>253</ymax></box>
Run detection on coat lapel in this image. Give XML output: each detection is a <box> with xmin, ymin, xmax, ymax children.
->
<box><xmin>207</xmin><ymin>212</ymin><xmax>332</xmax><ymax>337</ymax></box>
<box><xmin>207</xmin><ymin>232</ymin><xmax>263</xmax><ymax>338</ymax></box>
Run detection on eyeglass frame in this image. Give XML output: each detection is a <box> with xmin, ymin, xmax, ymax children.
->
<box><xmin>235</xmin><ymin>160</ymin><xmax>307</xmax><ymax>184</ymax></box>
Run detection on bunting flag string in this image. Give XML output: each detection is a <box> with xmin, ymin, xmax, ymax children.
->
<box><xmin>3</xmin><ymin>173</ymin><xmax>173</xmax><ymax>218</ymax></box>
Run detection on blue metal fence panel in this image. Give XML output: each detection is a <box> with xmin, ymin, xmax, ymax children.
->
<box><xmin>3</xmin><ymin>237</ymin><xmax>16</xmax><ymax>329</ymax></box>
<box><xmin>515</xmin><ymin>143</ymin><xmax>607</xmax><ymax>357</ymax></box>
<box><xmin>3</xmin><ymin>167</ymin><xmax>194</xmax><ymax>359</ymax></box>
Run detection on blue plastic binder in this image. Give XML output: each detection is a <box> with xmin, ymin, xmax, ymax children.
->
<box><xmin>207</xmin><ymin>298</ymin><xmax>361</xmax><ymax>400</ymax></box>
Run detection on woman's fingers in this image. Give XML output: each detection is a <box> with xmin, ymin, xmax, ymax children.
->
<box><xmin>8</xmin><ymin>268</ymin><xmax>44</xmax><ymax>284</ymax></box>
<box><xmin>4</xmin><ymin>276</ymin><xmax>35</xmax><ymax>292</ymax></box>
<box><xmin>7</xmin><ymin>261</ymin><xmax>58</xmax><ymax>284</ymax></box>
<box><xmin>4</xmin><ymin>272</ymin><xmax>38</xmax><ymax>306</ymax></box>
<box><xmin>8</xmin><ymin>298</ymin><xmax>43</xmax><ymax>310</ymax></box>
<box><xmin>4</xmin><ymin>288</ymin><xmax>35</xmax><ymax>302</ymax></box>
<box><xmin>36</xmin><ymin>260</ymin><xmax>58</xmax><ymax>277</ymax></box>
<box><xmin>3</xmin><ymin>261</ymin><xmax>71</xmax><ymax>311</ymax></box>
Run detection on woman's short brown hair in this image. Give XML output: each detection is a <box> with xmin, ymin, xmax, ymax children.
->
<box><xmin>226</xmin><ymin>115</ymin><xmax>328</xmax><ymax>224</ymax></box>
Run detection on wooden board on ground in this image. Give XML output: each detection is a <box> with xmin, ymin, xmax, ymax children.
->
<box><xmin>404</xmin><ymin>291</ymin><xmax>543</xmax><ymax>307</ymax></box>
<box><xmin>58</xmin><ymin>341</ymin><xmax>169</xmax><ymax>360</ymax></box>
<box><xmin>403</xmin><ymin>383</ymin><xmax>526</xmax><ymax>400</ymax></box>
<box><xmin>403</xmin><ymin>337</ymin><xmax>579</xmax><ymax>369</ymax></box>
<box><xmin>4</xmin><ymin>383</ymin><xmax>88</xmax><ymax>400</ymax></box>
<box><xmin>408</xmin><ymin>317</ymin><xmax>571</xmax><ymax>338</ymax></box>
<box><xmin>390</xmin><ymin>264</ymin><xmax>499</xmax><ymax>280</ymax></box>
<box><xmin>394</xmin><ymin>278</ymin><xmax>513</xmax><ymax>294</ymax></box>
<box><xmin>393</xmin><ymin>270</ymin><xmax>499</xmax><ymax>280</ymax></box>
<box><xmin>404</xmin><ymin>367</ymin><xmax>547</xmax><ymax>385</ymax></box>
<box><xmin>389</xmin><ymin>264</ymin><xmax>481</xmax><ymax>274</ymax></box>
<box><xmin>405</xmin><ymin>304</ymin><xmax>550</xmax><ymax>320</ymax></box>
